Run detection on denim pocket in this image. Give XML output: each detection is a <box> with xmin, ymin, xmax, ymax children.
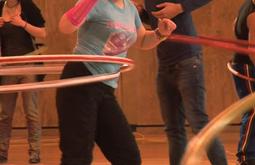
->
<box><xmin>177</xmin><ymin>55</ymin><xmax>204</xmax><ymax>86</ymax></box>
<box><xmin>179</xmin><ymin>55</ymin><xmax>202</xmax><ymax>72</ymax></box>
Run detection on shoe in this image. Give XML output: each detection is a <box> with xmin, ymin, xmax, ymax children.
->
<box><xmin>0</xmin><ymin>155</ymin><xmax>7</xmax><ymax>164</ymax></box>
<box><xmin>29</xmin><ymin>152</ymin><xmax>40</xmax><ymax>164</ymax></box>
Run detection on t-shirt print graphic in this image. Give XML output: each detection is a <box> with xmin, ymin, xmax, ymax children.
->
<box><xmin>103</xmin><ymin>31</ymin><xmax>135</xmax><ymax>56</ymax></box>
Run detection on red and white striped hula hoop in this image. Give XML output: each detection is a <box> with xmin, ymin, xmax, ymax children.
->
<box><xmin>2</xmin><ymin>34</ymin><xmax>254</xmax><ymax>92</ymax></box>
<box><xmin>0</xmin><ymin>64</ymin><xmax>63</xmax><ymax>75</ymax></box>
<box><xmin>227</xmin><ymin>61</ymin><xmax>255</xmax><ymax>82</ymax></box>
<box><xmin>168</xmin><ymin>34</ymin><xmax>255</xmax><ymax>55</ymax></box>
<box><xmin>168</xmin><ymin>34</ymin><xmax>255</xmax><ymax>82</ymax></box>
<box><xmin>0</xmin><ymin>55</ymin><xmax>134</xmax><ymax>93</ymax></box>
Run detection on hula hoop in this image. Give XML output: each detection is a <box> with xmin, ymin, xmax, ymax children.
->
<box><xmin>0</xmin><ymin>64</ymin><xmax>63</xmax><ymax>75</ymax></box>
<box><xmin>168</xmin><ymin>34</ymin><xmax>255</xmax><ymax>55</ymax></box>
<box><xmin>0</xmin><ymin>55</ymin><xmax>134</xmax><ymax>93</ymax></box>
<box><xmin>227</xmin><ymin>61</ymin><xmax>255</xmax><ymax>82</ymax></box>
<box><xmin>181</xmin><ymin>91</ymin><xmax>255</xmax><ymax>165</ymax></box>
<box><xmin>25</xmin><ymin>44</ymin><xmax>48</xmax><ymax>55</ymax></box>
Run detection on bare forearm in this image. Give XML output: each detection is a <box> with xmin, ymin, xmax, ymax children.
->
<box><xmin>59</xmin><ymin>15</ymin><xmax>77</xmax><ymax>34</ymax></box>
<box><xmin>24</xmin><ymin>22</ymin><xmax>46</xmax><ymax>38</ymax></box>
<box><xmin>135</xmin><ymin>18</ymin><xmax>176</xmax><ymax>50</ymax></box>
<box><xmin>138</xmin><ymin>30</ymin><xmax>166</xmax><ymax>50</ymax></box>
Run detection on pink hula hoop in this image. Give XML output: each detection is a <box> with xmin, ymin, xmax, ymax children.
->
<box><xmin>168</xmin><ymin>34</ymin><xmax>255</xmax><ymax>55</ymax></box>
<box><xmin>0</xmin><ymin>55</ymin><xmax>134</xmax><ymax>93</ymax></box>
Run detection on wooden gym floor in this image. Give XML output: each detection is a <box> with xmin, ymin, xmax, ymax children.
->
<box><xmin>4</xmin><ymin>126</ymin><xmax>239</xmax><ymax>165</ymax></box>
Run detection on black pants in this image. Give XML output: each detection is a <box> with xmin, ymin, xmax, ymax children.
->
<box><xmin>56</xmin><ymin>62</ymin><xmax>141</xmax><ymax>165</ymax></box>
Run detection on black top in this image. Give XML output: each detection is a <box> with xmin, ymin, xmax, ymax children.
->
<box><xmin>233</xmin><ymin>0</ymin><xmax>255</xmax><ymax>65</ymax></box>
<box><xmin>144</xmin><ymin>0</ymin><xmax>211</xmax><ymax>66</ymax></box>
<box><xmin>0</xmin><ymin>0</ymin><xmax>45</xmax><ymax>56</ymax></box>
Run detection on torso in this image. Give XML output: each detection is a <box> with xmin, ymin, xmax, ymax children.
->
<box><xmin>0</xmin><ymin>1</ymin><xmax>34</xmax><ymax>56</ymax></box>
<box><xmin>144</xmin><ymin>0</ymin><xmax>202</xmax><ymax>66</ymax></box>
<box><xmin>75</xmin><ymin>0</ymin><xmax>141</xmax><ymax>88</ymax></box>
<box><xmin>2</xmin><ymin>1</ymin><xmax>21</xmax><ymax>22</ymax></box>
<box><xmin>233</xmin><ymin>0</ymin><xmax>255</xmax><ymax>64</ymax></box>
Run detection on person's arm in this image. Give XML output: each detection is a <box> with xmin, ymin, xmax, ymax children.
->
<box><xmin>180</xmin><ymin>0</ymin><xmax>212</xmax><ymax>13</ymax></box>
<box><xmin>10</xmin><ymin>1</ymin><xmax>47</xmax><ymax>38</ymax></box>
<box><xmin>59</xmin><ymin>15</ymin><xmax>77</xmax><ymax>34</ymax></box>
<box><xmin>134</xmin><ymin>18</ymin><xmax>176</xmax><ymax>50</ymax></box>
<box><xmin>247</xmin><ymin>12</ymin><xmax>255</xmax><ymax>64</ymax></box>
<box><xmin>152</xmin><ymin>0</ymin><xmax>212</xmax><ymax>19</ymax></box>
<box><xmin>59</xmin><ymin>0</ymin><xmax>98</xmax><ymax>34</ymax></box>
<box><xmin>10</xmin><ymin>15</ymin><xmax>46</xmax><ymax>38</ymax></box>
<box><xmin>23</xmin><ymin>21</ymin><xmax>46</xmax><ymax>38</ymax></box>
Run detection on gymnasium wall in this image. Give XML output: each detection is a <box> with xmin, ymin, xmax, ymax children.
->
<box><xmin>12</xmin><ymin>0</ymin><xmax>243</xmax><ymax>128</ymax></box>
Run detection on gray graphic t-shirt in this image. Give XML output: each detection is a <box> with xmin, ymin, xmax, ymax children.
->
<box><xmin>74</xmin><ymin>0</ymin><xmax>142</xmax><ymax>88</ymax></box>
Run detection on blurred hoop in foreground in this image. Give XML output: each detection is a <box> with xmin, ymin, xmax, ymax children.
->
<box><xmin>0</xmin><ymin>55</ymin><xmax>134</xmax><ymax>93</ymax></box>
<box><xmin>181</xmin><ymin>92</ymin><xmax>255</xmax><ymax>165</ymax></box>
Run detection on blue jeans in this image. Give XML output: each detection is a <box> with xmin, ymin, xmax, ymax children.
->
<box><xmin>156</xmin><ymin>54</ymin><xmax>227</xmax><ymax>165</ymax></box>
<box><xmin>232</xmin><ymin>63</ymin><xmax>255</xmax><ymax>162</ymax></box>
<box><xmin>0</xmin><ymin>75</ymin><xmax>40</xmax><ymax>158</ymax></box>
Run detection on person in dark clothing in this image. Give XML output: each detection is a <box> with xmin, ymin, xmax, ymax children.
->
<box><xmin>138</xmin><ymin>0</ymin><xmax>228</xmax><ymax>165</ymax></box>
<box><xmin>0</xmin><ymin>0</ymin><xmax>46</xmax><ymax>164</ymax></box>
<box><xmin>231</xmin><ymin>0</ymin><xmax>255</xmax><ymax>165</ymax></box>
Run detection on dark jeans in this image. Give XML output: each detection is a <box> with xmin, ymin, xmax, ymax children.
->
<box><xmin>156</xmin><ymin>54</ymin><xmax>227</xmax><ymax>165</ymax></box>
<box><xmin>232</xmin><ymin>63</ymin><xmax>255</xmax><ymax>163</ymax></box>
<box><xmin>56</xmin><ymin>62</ymin><xmax>141</xmax><ymax>165</ymax></box>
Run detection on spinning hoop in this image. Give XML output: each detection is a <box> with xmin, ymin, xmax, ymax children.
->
<box><xmin>168</xmin><ymin>34</ymin><xmax>255</xmax><ymax>55</ymax></box>
<box><xmin>227</xmin><ymin>61</ymin><xmax>255</xmax><ymax>82</ymax></box>
<box><xmin>168</xmin><ymin>34</ymin><xmax>255</xmax><ymax>81</ymax></box>
<box><xmin>181</xmin><ymin>91</ymin><xmax>255</xmax><ymax>165</ymax></box>
<box><xmin>0</xmin><ymin>55</ymin><xmax>134</xmax><ymax>93</ymax></box>
<box><xmin>0</xmin><ymin>64</ymin><xmax>63</xmax><ymax>75</ymax></box>
<box><xmin>2</xmin><ymin>34</ymin><xmax>254</xmax><ymax>93</ymax></box>
<box><xmin>26</xmin><ymin>44</ymin><xmax>48</xmax><ymax>56</ymax></box>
